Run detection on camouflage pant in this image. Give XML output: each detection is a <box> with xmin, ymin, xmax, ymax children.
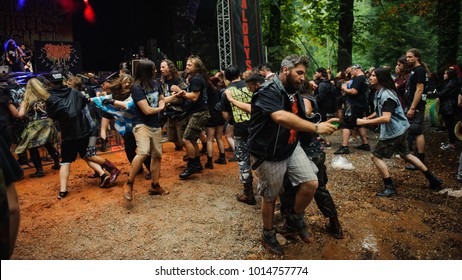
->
<box><xmin>183</xmin><ymin>111</ymin><xmax>210</xmax><ymax>141</ymax></box>
<box><xmin>234</xmin><ymin>136</ymin><xmax>253</xmax><ymax>184</ymax></box>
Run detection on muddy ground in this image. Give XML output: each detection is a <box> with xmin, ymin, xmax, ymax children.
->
<box><xmin>10</xmin><ymin>126</ymin><xmax>462</xmax><ymax>260</ymax></box>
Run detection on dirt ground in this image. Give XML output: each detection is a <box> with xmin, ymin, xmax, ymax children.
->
<box><xmin>10</xmin><ymin>126</ymin><xmax>462</xmax><ymax>260</ymax></box>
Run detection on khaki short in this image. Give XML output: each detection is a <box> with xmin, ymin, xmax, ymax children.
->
<box><xmin>133</xmin><ymin>124</ymin><xmax>162</xmax><ymax>158</ymax></box>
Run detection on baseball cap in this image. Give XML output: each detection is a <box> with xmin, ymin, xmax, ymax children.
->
<box><xmin>351</xmin><ymin>64</ymin><xmax>362</xmax><ymax>70</ymax></box>
<box><xmin>48</xmin><ymin>71</ymin><xmax>64</xmax><ymax>82</ymax></box>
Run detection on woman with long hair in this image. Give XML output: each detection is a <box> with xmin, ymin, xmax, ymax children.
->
<box><xmin>357</xmin><ymin>68</ymin><xmax>443</xmax><ymax>197</ymax></box>
<box><xmin>122</xmin><ymin>59</ymin><xmax>166</xmax><ymax>201</ymax></box>
<box><xmin>436</xmin><ymin>69</ymin><xmax>460</xmax><ymax>150</ymax></box>
<box><xmin>15</xmin><ymin>78</ymin><xmax>60</xmax><ymax>177</ymax></box>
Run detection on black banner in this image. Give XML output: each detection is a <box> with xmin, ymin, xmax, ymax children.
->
<box><xmin>230</xmin><ymin>0</ymin><xmax>263</xmax><ymax>71</ymax></box>
<box><xmin>34</xmin><ymin>41</ymin><xmax>82</xmax><ymax>74</ymax></box>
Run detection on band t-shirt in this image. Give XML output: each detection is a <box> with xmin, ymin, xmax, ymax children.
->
<box><xmin>220</xmin><ymin>80</ymin><xmax>252</xmax><ymax>137</ymax></box>
<box><xmin>132</xmin><ymin>80</ymin><xmax>163</xmax><ymax>128</ymax></box>
<box><xmin>187</xmin><ymin>74</ymin><xmax>208</xmax><ymax>114</ymax></box>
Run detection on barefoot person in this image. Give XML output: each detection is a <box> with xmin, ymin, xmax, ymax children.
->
<box><xmin>357</xmin><ymin>68</ymin><xmax>443</xmax><ymax>197</ymax></box>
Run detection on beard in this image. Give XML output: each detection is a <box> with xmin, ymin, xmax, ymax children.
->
<box><xmin>284</xmin><ymin>72</ymin><xmax>301</xmax><ymax>93</ymax></box>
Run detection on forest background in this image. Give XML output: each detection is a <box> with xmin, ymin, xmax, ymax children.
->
<box><xmin>259</xmin><ymin>0</ymin><xmax>461</xmax><ymax>76</ymax></box>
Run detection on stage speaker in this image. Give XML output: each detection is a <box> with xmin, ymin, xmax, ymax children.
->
<box><xmin>131</xmin><ymin>59</ymin><xmax>143</xmax><ymax>77</ymax></box>
<box><xmin>0</xmin><ymin>65</ymin><xmax>9</xmax><ymax>74</ymax></box>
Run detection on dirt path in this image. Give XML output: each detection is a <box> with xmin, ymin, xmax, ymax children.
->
<box><xmin>11</xmin><ymin>128</ymin><xmax>462</xmax><ymax>260</ymax></box>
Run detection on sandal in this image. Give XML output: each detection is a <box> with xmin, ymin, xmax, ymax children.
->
<box><xmin>58</xmin><ymin>190</ymin><xmax>68</xmax><ymax>199</ymax></box>
<box><xmin>123</xmin><ymin>181</ymin><xmax>134</xmax><ymax>201</ymax></box>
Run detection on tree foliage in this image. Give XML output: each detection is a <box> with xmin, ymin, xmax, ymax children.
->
<box><xmin>258</xmin><ymin>0</ymin><xmax>461</xmax><ymax>74</ymax></box>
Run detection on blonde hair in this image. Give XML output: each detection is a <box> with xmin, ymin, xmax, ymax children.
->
<box><xmin>23</xmin><ymin>78</ymin><xmax>50</xmax><ymax>113</ymax></box>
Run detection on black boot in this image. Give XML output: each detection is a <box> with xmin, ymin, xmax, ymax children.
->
<box><xmin>50</xmin><ymin>151</ymin><xmax>61</xmax><ymax>170</ymax></box>
<box><xmin>236</xmin><ymin>182</ymin><xmax>256</xmax><ymax>205</ymax></box>
<box><xmin>100</xmin><ymin>138</ymin><xmax>108</xmax><ymax>152</ymax></box>
<box><xmin>376</xmin><ymin>184</ymin><xmax>397</xmax><ymax>197</ymax></box>
<box><xmin>200</xmin><ymin>142</ymin><xmax>207</xmax><ymax>154</ymax></box>
<box><xmin>285</xmin><ymin>210</ymin><xmax>313</xmax><ymax>243</ymax></box>
<box><xmin>194</xmin><ymin>156</ymin><xmax>203</xmax><ymax>172</ymax></box>
<box><xmin>423</xmin><ymin>170</ymin><xmax>443</xmax><ymax>191</ymax></box>
<box><xmin>179</xmin><ymin>159</ymin><xmax>197</xmax><ymax>179</ymax></box>
<box><xmin>326</xmin><ymin>216</ymin><xmax>344</xmax><ymax>239</ymax></box>
<box><xmin>261</xmin><ymin>228</ymin><xmax>284</xmax><ymax>255</ymax></box>
<box><xmin>30</xmin><ymin>168</ymin><xmax>45</xmax><ymax>178</ymax></box>
<box><xmin>214</xmin><ymin>153</ymin><xmax>227</xmax><ymax>164</ymax></box>
<box><xmin>205</xmin><ymin>156</ymin><xmax>214</xmax><ymax>169</ymax></box>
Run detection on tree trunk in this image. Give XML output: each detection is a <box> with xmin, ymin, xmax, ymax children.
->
<box><xmin>435</xmin><ymin>0</ymin><xmax>460</xmax><ymax>71</ymax></box>
<box><xmin>268</xmin><ymin>0</ymin><xmax>282</xmax><ymax>63</ymax></box>
<box><xmin>337</xmin><ymin>0</ymin><xmax>354</xmax><ymax>72</ymax></box>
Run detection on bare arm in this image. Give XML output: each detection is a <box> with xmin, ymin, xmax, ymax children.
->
<box><xmin>225</xmin><ymin>89</ymin><xmax>251</xmax><ymax>113</ymax></box>
<box><xmin>357</xmin><ymin>111</ymin><xmax>391</xmax><ymax>126</ymax></box>
<box><xmin>9</xmin><ymin>103</ymin><xmax>19</xmax><ymax>118</ymax></box>
<box><xmin>270</xmin><ymin>110</ymin><xmax>338</xmax><ymax>135</ymax></box>
<box><xmin>406</xmin><ymin>83</ymin><xmax>424</xmax><ymax>119</ymax></box>
<box><xmin>177</xmin><ymin>89</ymin><xmax>199</xmax><ymax>102</ymax></box>
<box><xmin>303</xmin><ymin>98</ymin><xmax>313</xmax><ymax>116</ymax></box>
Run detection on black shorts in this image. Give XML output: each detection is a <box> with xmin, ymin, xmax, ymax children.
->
<box><xmin>341</xmin><ymin>108</ymin><xmax>368</xmax><ymax>129</ymax></box>
<box><xmin>408</xmin><ymin>109</ymin><xmax>425</xmax><ymax>135</ymax></box>
<box><xmin>61</xmin><ymin>135</ymin><xmax>90</xmax><ymax>164</ymax></box>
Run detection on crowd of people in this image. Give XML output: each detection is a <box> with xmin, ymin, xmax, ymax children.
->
<box><xmin>1</xmin><ymin>46</ymin><xmax>462</xmax><ymax>258</ymax></box>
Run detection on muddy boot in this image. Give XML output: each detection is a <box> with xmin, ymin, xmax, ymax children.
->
<box><xmin>236</xmin><ymin>182</ymin><xmax>256</xmax><ymax>205</ymax></box>
<box><xmin>326</xmin><ymin>216</ymin><xmax>344</xmax><ymax>239</ymax></box>
<box><xmin>102</xmin><ymin>159</ymin><xmax>120</xmax><ymax>183</ymax></box>
<box><xmin>286</xmin><ymin>210</ymin><xmax>313</xmax><ymax>244</ymax></box>
<box><xmin>261</xmin><ymin>228</ymin><xmax>284</xmax><ymax>255</ymax></box>
<box><xmin>214</xmin><ymin>153</ymin><xmax>227</xmax><ymax>164</ymax></box>
<box><xmin>204</xmin><ymin>156</ymin><xmax>214</xmax><ymax>169</ymax></box>
<box><xmin>179</xmin><ymin>159</ymin><xmax>197</xmax><ymax>179</ymax></box>
<box><xmin>30</xmin><ymin>168</ymin><xmax>45</xmax><ymax>178</ymax></box>
<box><xmin>376</xmin><ymin>184</ymin><xmax>397</xmax><ymax>197</ymax></box>
<box><xmin>423</xmin><ymin>170</ymin><xmax>443</xmax><ymax>191</ymax></box>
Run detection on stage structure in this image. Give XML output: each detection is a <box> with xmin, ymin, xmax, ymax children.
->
<box><xmin>217</xmin><ymin>0</ymin><xmax>263</xmax><ymax>71</ymax></box>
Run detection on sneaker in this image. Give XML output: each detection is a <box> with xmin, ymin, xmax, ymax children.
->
<box><xmin>405</xmin><ymin>164</ymin><xmax>419</xmax><ymax>171</ymax></box>
<box><xmin>58</xmin><ymin>190</ymin><xmax>68</xmax><ymax>199</ymax></box>
<box><xmin>99</xmin><ymin>174</ymin><xmax>110</xmax><ymax>187</ymax></box>
<box><xmin>109</xmin><ymin>169</ymin><xmax>121</xmax><ymax>183</ymax></box>
<box><xmin>261</xmin><ymin>228</ymin><xmax>284</xmax><ymax>255</ymax></box>
<box><xmin>356</xmin><ymin>144</ymin><xmax>371</xmax><ymax>151</ymax></box>
<box><xmin>334</xmin><ymin>146</ymin><xmax>350</xmax><ymax>155</ymax></box>
<box><xmin>440</xmin><ymin>143</ymin><xmax>455</xmax><ymax>151</ymax></box>
<box><xmin>376</xmin><ymin>184</ymin><xmax>397</xmax><ymax>197</ymax></box>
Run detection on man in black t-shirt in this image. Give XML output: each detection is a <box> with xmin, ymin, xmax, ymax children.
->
<box><xmin>219</xmin><ymin>65</ymin><xmax>255</xmax><ymax>205</ymax></box>
<box><xmin>334</xmin><ymin>64</ymin><xmax>370</xmax><ymax>155</ymax></box>
<box><xmin>248</xmin><ymin>55</ymin><xmax>338</xmax><ymax>255</ymax></box>
<box><xmin>403</xmin><ymin>48</ymin><xmax>428</xmax><ymax>170</ymax></box>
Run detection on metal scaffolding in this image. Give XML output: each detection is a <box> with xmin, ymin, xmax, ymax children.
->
<box><xmin>217</xmin><ymin>0</ymin><xmax>232</xmax><ymax>70</ymax></box>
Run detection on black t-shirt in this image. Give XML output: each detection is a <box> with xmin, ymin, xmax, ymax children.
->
<box><xmin>132</xmin><ymin>80</ymin><xmax>163</xmax><ymax>128</ymax></box>
<box><xmin>220</xmin><ymin>80</ymin><xmax>252</xmax><ymax>137</ymax></box>
<box><xmin>382</xmin><ymin>98</ymin><xmax>398</xmax><ymax>113</ymax></box>
<box><xmin>187</xmin><ymin>74</ymin><xmax>208</xmax><ymax>114</ymax></box>
<box><xmin>404</xmin><ymin>65</ymin><xmax>427</xmax><ymax>110</ymax></box>
<box><xmin>248</xmin><ymin>78</ymin><xmax>298</xmax><ymax>161</ymax></box>
<box><xmin>347</xmin><ymin>75</ymin><xmax>368</xmax><ymax>109</ymax></box>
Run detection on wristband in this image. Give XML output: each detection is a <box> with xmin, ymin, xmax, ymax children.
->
<box><xmin>315</xmin><ymin>123</ymin><xmax>319</xmax><ymax>132</ymax></box>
